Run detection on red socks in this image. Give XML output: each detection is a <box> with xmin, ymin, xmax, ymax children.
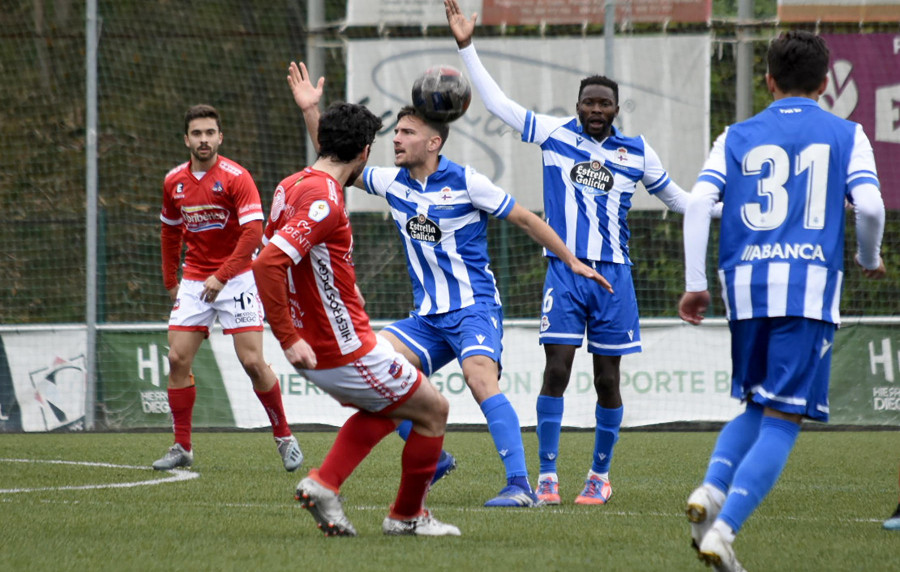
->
<box><xmin>168</xmin><ymin>385</ymin><xmax>196</xmax><ymax>451</ymax></box>
<box><xmin>255</xmin><ymin>381</ymin><xmax>291</xmax><ymax>438</ymax></box>
<box><xmin>391</xmin><ymin>431</ymin><xmax>443</xmax><ymax>520</ymax></box>
<box><xmin>317</xmin><ymin>411</ymin><xmax>396</xmax><ymax>490</ymax></box>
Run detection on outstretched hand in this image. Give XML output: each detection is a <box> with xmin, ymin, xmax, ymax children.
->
<box><xmin>678</xmin><ymin>291</ymin><xmax>711</xmax><ymax>325</ymax></box>
<box><xmin>444</xmin><ymin>0</ymin><xmax>477</xmax><ymax>48</ymax></box>
<box><xmin>287</xmin><ymin>61</ymin><xmax>324</xmax><ymax>112</ymax></box>
<box><xmin>856</xmin><ymin>254</ymin><xmax>887</xmax><ymax>279</ymax></box>
<box><xmin>570</xmin><ymin>261</ymin><xmax>614</xmax><ymax>294</ymax></box>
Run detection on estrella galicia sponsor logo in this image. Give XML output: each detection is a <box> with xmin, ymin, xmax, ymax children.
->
<box><xmin>406</xmin><ymin>214</ymin><xmax>442</xmax><ymax>243</ymax></box>
<box><xmin>570</xmin><ymin>160</ymin><xmax>614</xmax><ymax>194</ymax></box>
<box><xmin>182</xmin><ymin>205</ymin><xmax>230</xmax><ymax>232</ymax></box>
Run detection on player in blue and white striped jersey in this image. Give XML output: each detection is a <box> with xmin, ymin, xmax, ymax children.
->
<box><xmin>679</xmin><ymin>31</ymin><xmax>885</xmax><ymax>570</ymax></box>
<box><xmin>288</xmin><ymin>63</ymin><xmax>612</xmax><ymax>508</ymax></box>
<box><xmin>362</xmin><ymin>157</ymin><xmax>508</xmax><ymax>320</ymax></box>
<box><xmin>445</xmin><ymin>0</ymin><xmax>706</xmax><ymax>507</ymax></box>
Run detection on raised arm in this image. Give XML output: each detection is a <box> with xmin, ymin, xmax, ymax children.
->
<box><xmin>505</xmin><ymin>203</ymin><xmax>613</xmax><ymax>293</ymax></box>
<box><xmin>287</xmin><ymin>61</ymin><xmax>324</xmax><ymax>155</ymax></box>
<box><xmin>287</xmin><ymin>61</ymin><xmax>366</xmax><ymax>189</ymax></box>
<box><xmin>851</xmin><ymin>183</ymin><xmax>886</xmax><ymax>278</ymax></box>
<box><xmin>445</xmin><ymin>0</ymin><xmax>530</xmax><ymax>135</ymax></box>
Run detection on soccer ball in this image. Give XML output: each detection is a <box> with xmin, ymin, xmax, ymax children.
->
<box><xmin>411</xmin><ymin>65</ymin><xmax>472</xmax><ymax>123</ymax></box>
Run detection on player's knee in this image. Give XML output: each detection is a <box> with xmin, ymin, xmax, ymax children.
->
<box><xmin>433</xmin><ymin>393</ymin><xmax>450</xmax><ymax>424</ymax></box>
<box><xmin>465</xmin><ymin>375</ymin><xmax>498</xmax><ymax>402</ymax></box>
<box><xmin>593</xmin><ymin>373</ymin><xmax>620</xmax><ymax>400</ymax></box>
<box><xmin>542</xmin><ymin>363</ymin><xmax>571</xmax><ymax>395</ymax></box>
<box><xmin>167</xmin><ymin>349</ymin><xmax>191</xmax><ymax>373</ymax></box>
<box><xmin>418</xmin><ymin>393</ymin><xmax>449</xmax><ymax>434</ymax></box>
<box><xmin>238</xmin><ymin>355</ymin><xmax>268</xmax><ymax>380</ymax></box>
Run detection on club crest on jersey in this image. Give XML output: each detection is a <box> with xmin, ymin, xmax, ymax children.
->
<box><xmin>540</xmin><ymin>315</ymin><xmax>550</xmax><ymax>332</ymax></box>
<box><xmin>616</xmin><ymin>147</ymin><xmax>628</xmax><ymax>162</ymax></box>
<box><xmin>570</xmin><ymin>160</ymin><xmax>614</xmax><ymax>194</ymax></box>
<box><xmin>212</xmin><ymin>181</ymin><xmax>224</xmax><ymax>194</ymax></box>
<box><xmin>388</xmin><ymin>359</ymin><xmax>404</xmax><ymax>379</ymax></box>
<box><xmin>440</xmin><ymin>187</ymin><xmax>453</xmax><ymax>202</ymax></box>
<box><xmin>406</xmin><ymin>214</ymin><xmax>442</xmax><ymax>243</ymax></box>
<box><xmin>308</xmin><ymin>200</ymin><xmax>330</xmax><ymax>222</ymax></box>
<box><xmin>271</xmin><ymin>186</ymin><xmax>286</xmax><ymax>221</ymax></box>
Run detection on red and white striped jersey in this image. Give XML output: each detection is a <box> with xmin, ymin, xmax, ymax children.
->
<box><xmin>263</xmin><ymin>167</ymin><xmax>376</xmax><ymax>369</ymax></box>
<box><xmin>161</xmin><ymin>156</ymin><xmax>263</xmax><ymax>282</ymax></box>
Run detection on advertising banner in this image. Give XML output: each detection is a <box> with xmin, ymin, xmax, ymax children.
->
<box><xmin>97</xmin><ymin>331</ymin><xmax>235</xmax><ymax>429</ymax></box>
<box><xmin>829</xmin><ymin>324</ymin><xmax>900</xmax><ymax>425</ymax></box>
<box><xmin>2</xmin><ymin>322</ymin><xmax>897</xmax><ymax>431</ymax></box>
<box><xmin>346</xmin><ymin>35</ymin><xmax>710</xmax><ymax>212</ymax></box>
<box><xmin>345</xmin><ymin>0</ymin><xmax>711</xmax><ymax>26</ymax></box>
<box><xmin>346</xmin><ymin>0</ymin><xmax>471</xmax><ymax>26</ymax></box>
<box><xmin>0</xmin><ymin>327</ymin><xmax>87</xmax><ymax>432</ymax></box>
<box><xmin>481</xmin><ymin>0</ymin><xmax>711</xmax><ymax>24</ymax></box>
<box><xmin>820</xmin><ymin>34</ymin><xmax>900</xmax><ymax>210</ymax></box>
<box><xmin>779</xmin><ymin>0</ymin><xmax>900</xmax><ymax>22</ymax></box>
<box><xmin>258</xmin><ymin>320</ymin><xmax>743</xmax><ymax>429</ymax></box>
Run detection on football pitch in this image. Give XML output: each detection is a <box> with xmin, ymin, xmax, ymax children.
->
<box><xmin>0</xmin><ymin>429</ymin><xmax>895</xmax><ymax>571</ymax></box>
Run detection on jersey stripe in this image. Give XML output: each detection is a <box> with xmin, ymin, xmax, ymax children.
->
<box><xmin>310</xmin><ymin>244</ymin><xmax>362</xmax><ymax>356</ymax></box>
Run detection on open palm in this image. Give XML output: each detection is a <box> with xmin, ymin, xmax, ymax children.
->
<box><xmin>444</xmin><ymin>0</ymin><xmax>477</xmax><ymax>47</ymax></box>
<box><xmin>287</xmin><ymin>61</ymin><xmax>324</xmax><ymax>111</ymax></box>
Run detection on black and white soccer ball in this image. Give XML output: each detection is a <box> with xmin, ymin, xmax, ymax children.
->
<box><xmin>411</xmin><ymin>65</ymin><xmax>472</xmax><ymax>123</ymax></box>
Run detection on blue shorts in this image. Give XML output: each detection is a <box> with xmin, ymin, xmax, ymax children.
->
<box><xmin>539</xmin><ymin>258</ymin><xmax>641</xmax><ymax>356</ymax></box>
<box><xmin>730</xmin><ymin>317</ymin><xmax>835</xmax><ymax>422</ymax></box>
<box><xmin>382</xmin><ymin>302</ymin><xmax>504</xmax><ymax>376</ymax></box>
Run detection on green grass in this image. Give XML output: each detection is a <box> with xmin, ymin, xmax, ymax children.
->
<box><xmin>0</xmin><ymin>430</ymin><xmax>896</xmax><ymax>571</ymax></box>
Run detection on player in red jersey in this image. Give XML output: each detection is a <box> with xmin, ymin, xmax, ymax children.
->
<box><xmin>253</xmin><ymin>101</ymin><xmax>459</xmax><ymax>537</ymax></box>
<box><xmin>154</xmin><ymin>104</ymin><xmax>302</xmax><ymax>473</ymax></box>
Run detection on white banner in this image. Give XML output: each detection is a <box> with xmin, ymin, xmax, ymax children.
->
<box><xmin>1</xmin><ymin>327</ymin><xmax>87</xmax><ymax>432</ymax></box>
<box><xmin>345</xmin><ymin>35</ymin><xmax>710</xmax><ymax>212</ymax></box>
<box><xmin>215</xmin><ymin>321</ymin><xmax>741</xmax><ymax>429</ymax></box>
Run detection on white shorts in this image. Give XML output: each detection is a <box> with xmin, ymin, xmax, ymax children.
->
<box><xmin>301</xmin><ymin>336</ymin><xmax>422</xmax><ymax>413</ymax></box>
<box><xmin>169</xmin><ymin>271</ymin><xmax>264</xmax><ymax>336</ymax></box>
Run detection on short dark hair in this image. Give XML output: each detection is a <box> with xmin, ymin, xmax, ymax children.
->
<box><xmin>578</xmin><ymin>75</ymin><xmax>619</xmax><ymax>104</ymax></box>
<box><xmin>317</xmin><ymin>102</ymin><xmax>383</xmax><ymax>163</ymax></box>
<box><xmin>397</xmin><ymin>105</ymin><xmax>450</xmax><ymax>149</ymax></box>
<box><xmin>184</xmin><ymin>104</ymin><xmax>221</xmax><ymax>134</ymax></box>
<box><xmin>767</xmin><ymin>31</ymin><xmax>830</xmax><ymax>95</ymax></box>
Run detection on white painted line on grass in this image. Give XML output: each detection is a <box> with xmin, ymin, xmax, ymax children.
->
<box><xmin>0</xmin><ymin>458</ymin><xmax>199</xmax><ymax>494</ymax></box>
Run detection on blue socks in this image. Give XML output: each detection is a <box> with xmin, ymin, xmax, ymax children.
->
<box><xmin>591</xmin><ymin>404</ymin><xmax>623</xmax><ymax>474</ymax></box>
<box><xmin>395</xmin><ymin>419</ymin><xmax>413</xmax><ymax>440</ymax></box>
<box><xmin>480</xmin><ymin>393</ymin><xmax>528</xmax><ymax>480</ymax></box>
<box><xmin>536</xmin><ymin>395</ymin><xmax>564</xmax><ymax>474</ymax></box>
<box><xmin>703</xmin><ymin>402</ymin><xmax>764</xmax><ymax>493</ymax></box>
<box><xmin>718</xmin><ymin>415</ymin><xmax>800</xmax><ymax>533</ymax></box>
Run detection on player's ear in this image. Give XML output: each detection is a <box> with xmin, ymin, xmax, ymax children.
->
<box><xmin>765</xmin><ymin>73</ymin><xmax>777</xmax><ymax>95</ymax></box>
<box><xmin>816</xmin><ymin>75</ymin><xmax>828</xmax><ymax>97</ymax></box>
<box><xmin>183</xmin><ymin>133</ymin><xmax>190</xmax><ymax>148</ymax></box>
